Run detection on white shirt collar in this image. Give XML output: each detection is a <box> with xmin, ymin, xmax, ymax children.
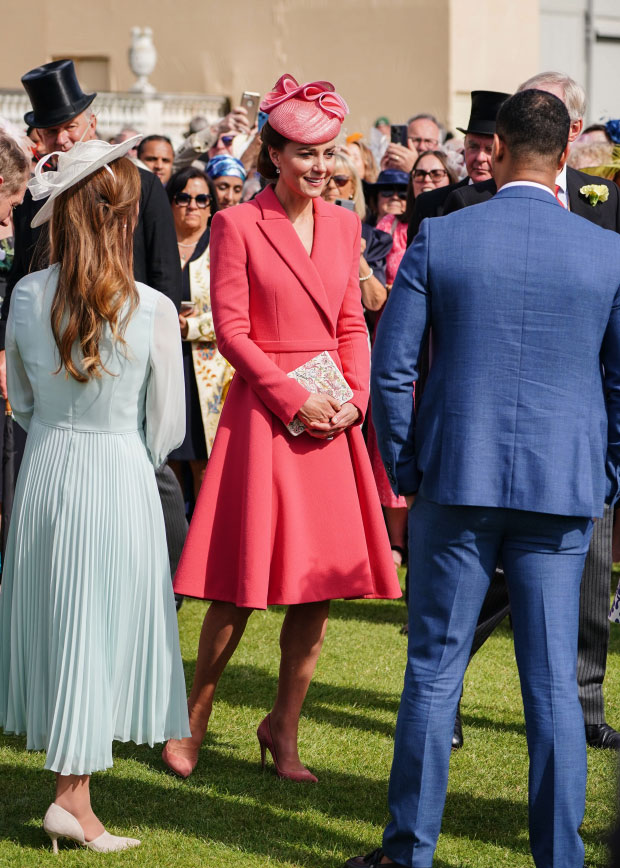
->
<box><xmin>498</xmin><ymin>180</ymin><xmax>556</xmax><ymax>198</ymax></box>
<box><xmin>497</xmin><ymin>166</ymin><xmax>566</xmax><ymax>194</ymax></box>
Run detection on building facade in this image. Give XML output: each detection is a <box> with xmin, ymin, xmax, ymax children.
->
<box><xmin>540</xmin><ymin>0</ymin><xmax>620</xmax><ymax>125</ymax></box>
<box><xmin>0</xmin><ymin>0</ymin><xmax>542</xmax><ymax>139</ymax></box>
<box><xmin>3</xmin><ymin>2</ymin><xmax>620</xmax><ymax>138</ymax></box>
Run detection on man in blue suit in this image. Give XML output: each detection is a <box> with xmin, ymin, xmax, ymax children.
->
<box><xmin>350</xmin><ymin>90</ymin><xmax>620</xmax><ymax>868</ymax></box>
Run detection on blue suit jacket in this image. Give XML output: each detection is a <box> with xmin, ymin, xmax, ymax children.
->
<box><xmin>371</xmin><ymin>185</ymin><xmax>620</xmax><ymax>517</ymax></box>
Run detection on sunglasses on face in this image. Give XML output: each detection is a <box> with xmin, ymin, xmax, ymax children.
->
<box><xmin>173</xmin><ymin>192</ymin><xmax>211</xmax><ymax>208</ymax></box>
<box><xmin>378</xmin><ymin>189</ymin><xmax>407</xmax><ymax>200</ymax></box>
<box><xmin>412</xmin><ymin>168</ymin><xmax>448</xmax><ymax>181</ymax></box>
<box><xmin>329</xmin><ymin>174</ymin><xmax>352</xmax><ymax>187</ymax></box>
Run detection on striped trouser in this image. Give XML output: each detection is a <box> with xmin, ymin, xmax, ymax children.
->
<box><xmin>155</xmin><ymin>461</ymin><xmax>188</xmax><ymax>580</ymax></box>
<box><xmin>577</xmin><ymin>505</ymin><xmax>613</xmax><ymax>725</ymax></box>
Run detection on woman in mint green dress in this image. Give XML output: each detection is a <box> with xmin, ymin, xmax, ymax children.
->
<box><xmin>0</xmin><ymin>140</ymin><xmax>190</xmax><ymax>853</ymax></box>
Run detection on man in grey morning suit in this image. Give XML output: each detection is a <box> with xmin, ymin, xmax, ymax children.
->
<box><xmin>349</xmin><ymin>90</ymin><xmax>620</xmax><ymax>868</ymax></box>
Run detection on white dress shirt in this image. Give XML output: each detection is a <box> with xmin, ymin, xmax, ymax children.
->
<box><xmin>499</xmin><ymin>180</ymin><xmax>557</xmax><ymax>198</ymax></box>
<box><xmin>498</xmin><ymin>168</ymin><xmax>567</xmax><ymax>207</ymax></box>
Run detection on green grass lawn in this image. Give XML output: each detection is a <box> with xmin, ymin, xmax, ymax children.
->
<box><xmin>1</xmin><ymin>571</ymin><xmax>620</xmax><ymax>867</ymax></box>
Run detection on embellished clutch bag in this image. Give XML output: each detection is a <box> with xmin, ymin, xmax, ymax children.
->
<box><xmin>286</xmin><ymin>351</ymin><xmax>353</xmax><ymax>436</ymax></box>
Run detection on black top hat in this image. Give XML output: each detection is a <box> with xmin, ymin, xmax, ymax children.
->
<box><xmin>457</xmin><ymin>90</ymin><xmax>511</xmax><ymax>137</ymax></box>
<box><xmin>22</xmin><ymin>60</ymin><xmax>96</xmax><ymax>129</ymax></box>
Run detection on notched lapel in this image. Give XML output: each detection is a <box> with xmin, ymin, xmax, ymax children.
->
<box><xmin>567</xmin><ymin>168</ymin><xmax>609</xmax><ymax>225</ymax></box>
<box><xmin>257</xmin><ymin>188</ymin><xmax>334</xmax><ymax>325</ymax></box>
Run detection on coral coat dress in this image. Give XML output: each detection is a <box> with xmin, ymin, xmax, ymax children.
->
<box><xmin>173</xmin><ymin>186</ymin><xmax>401</xmax><ymax>608</ymax></box>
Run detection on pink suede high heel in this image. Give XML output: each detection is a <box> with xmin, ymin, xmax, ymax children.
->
<box><xmin>256</xmin><ymin>714</ymin><xmax>318</xmax><ymax>783</ymax></box>
<box><xmin>161</xmin><ymin>741</ymin><xmax>199</xmax><ymax>779</ymax></box>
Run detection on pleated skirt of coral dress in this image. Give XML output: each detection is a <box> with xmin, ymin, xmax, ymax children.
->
<box><xmin>0</xmin><ymin>419</ymin><xmax>190</xmax><ymax>775</ymax></box>
<box><xmin>173</xmin><ymin>367</ymin><xmax>402</xmax><ymax>609</ymax></box>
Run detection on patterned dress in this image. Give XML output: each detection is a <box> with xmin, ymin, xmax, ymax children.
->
<box><xmin>170</xmin><ymin>230</ymin><xmax>233</xmax><ymax>460</ymax></box>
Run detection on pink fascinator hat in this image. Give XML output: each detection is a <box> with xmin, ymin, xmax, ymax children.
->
<box><xmin>260</xmin><ymin>74</ymin><xmax>348</xmax><ymax>144</ymax></box>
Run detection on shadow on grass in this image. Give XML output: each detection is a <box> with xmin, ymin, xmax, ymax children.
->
<box><xmin>327</xmin><ymin>598</ymin><xmax>407</xmax><ymax>627</ymax></box>
<box><xmin>181</xmin><ymin>661</ymin><xmax>401</xmax><ymax>737</ymax></box>
<box><xmin>459</xmin><ymin>713</ymin><xmax>526</xmax><ymax>738</ymax></box>
<box><xmin>2</xmin><ymin>754</ymin><xmax>600</xmax><ymax>866</ymax></box>
<box><xmin>180</xmin><ymin>659</ymin><xmax>530</xmax><ymax>741</ymax></box>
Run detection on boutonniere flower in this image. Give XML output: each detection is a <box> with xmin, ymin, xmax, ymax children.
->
<box><xmin>579</xmin><ymin>184</ymin><xmax>610</xmax><ymax>206</ymax></box>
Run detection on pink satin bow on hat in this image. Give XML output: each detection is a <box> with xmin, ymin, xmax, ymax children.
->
<box><xmin>260</xmin><ymin>74</ymin><xmax>349</xmax><ymax>121</ymax></box>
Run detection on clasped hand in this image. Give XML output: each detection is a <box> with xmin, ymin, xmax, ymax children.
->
<box><xmin>296</xmin><ymin>393</ymin><xmax>360</xmax><ymax>439</ymax></box>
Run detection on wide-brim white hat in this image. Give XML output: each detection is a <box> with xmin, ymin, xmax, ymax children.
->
<box><xmin>29</xmin><ymin>135</ymin><xmax>142</xmax><ymax>228</ymax></box>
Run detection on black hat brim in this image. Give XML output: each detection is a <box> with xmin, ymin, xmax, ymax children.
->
<box><xmin>24</xmin><ymin>92</ymin><xmax>96</xmax><ymax>129</ymax></box>
<box><xmin>456</xmin><ymin>123</ymin><xmax>497</xmax><ymax>137</ymax></box>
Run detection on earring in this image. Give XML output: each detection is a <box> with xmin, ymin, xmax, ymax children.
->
<box><xmin>275</xmin><ymin>167</ymin><xmax>280</xmax><ymax>175</ymax></box>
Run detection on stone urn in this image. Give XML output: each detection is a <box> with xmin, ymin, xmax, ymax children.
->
<box><xmin>129</xmin><ymin>27</ymin><xmax>157</xmax><ymax>94</ymax></box>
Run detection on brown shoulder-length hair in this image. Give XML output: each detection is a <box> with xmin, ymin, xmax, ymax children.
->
<box><xmin>49</xmin><ymin>156</ymin><xmax>141</xmax><ymax>382</ymax></box>
<box><xmin>256</xmin><ymin>121</ymin><xmax>291</xmax><ymax>181</ymax></box>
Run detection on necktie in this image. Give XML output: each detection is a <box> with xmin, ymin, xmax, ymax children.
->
<box><xmin>555</xmin><ymin>184</ymin><xmax>566</xmax><ymax>208</ymax></box>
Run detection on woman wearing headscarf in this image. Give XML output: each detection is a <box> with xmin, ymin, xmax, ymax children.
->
<box><xmin>163</xmin><ymin>74</ymin><xmax>401</xmax><ymax>783</ymax></box>
<box><xmin>205</xmin><ymin>154</ymin><xmax>247</xmax><ymax>212</ymax></box>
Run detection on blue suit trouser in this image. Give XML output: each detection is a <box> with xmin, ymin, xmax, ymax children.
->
<box><xmin>382</xmin><ymin>496</ymin><xmax>593</xmax><ymax>868</ymax></box>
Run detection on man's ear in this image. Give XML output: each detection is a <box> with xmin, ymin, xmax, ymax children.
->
<box><xmin>492</xmin><ymin>133</ymin><xmax>505</xmax><ymax>163</ymax></box>
<box><xmin>557</xmin><ymin>142</ymin><xmax>570</xmax><ymax>172</ymax></box>
<box><xmin>568</xmin><ymin>117</ymin><xmax>583</xmax><ymax>145</ymax></box>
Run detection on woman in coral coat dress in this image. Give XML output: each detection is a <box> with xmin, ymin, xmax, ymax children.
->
<box><xmin>164</xmin><ymin>75</ymin><xmax>401</xmax><ymax>782</ymax></box>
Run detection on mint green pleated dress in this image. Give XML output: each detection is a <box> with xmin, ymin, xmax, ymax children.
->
<box><xmin>0</xmin><ymin>265</ymin><xmax>190</xmax><ymax>775</ymax></box>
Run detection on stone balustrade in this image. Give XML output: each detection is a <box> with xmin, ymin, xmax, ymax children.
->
<box><xmin>0</xmin><ymin>89</ymin><xmax>228</xmax><ymax>148</ymax></box>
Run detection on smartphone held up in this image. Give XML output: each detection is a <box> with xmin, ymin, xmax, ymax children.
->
<box><xmin>240</xmin><ymin>92</ymin><xmax>260</xmax><ymax>128</ymax></box>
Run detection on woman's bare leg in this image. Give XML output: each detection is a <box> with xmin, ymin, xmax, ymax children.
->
<box><xmin>268</xmin><ymin>600</ymin><xmax>330</xmax><ymax>771</ymax></box>
<box><xmin>166</xmin><ymin>601</ymin><xmax>252</xmax><ymax>759</ymax></box>
<box><xmin>54</xmin><ymin>774</ymin><xmax>104</xmax><ymax>842</ymax></box>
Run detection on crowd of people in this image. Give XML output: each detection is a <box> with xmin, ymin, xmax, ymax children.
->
<box><xmin>0</xmin><ymin>56</ymin><xmax>619</xmax><ymax>868</ymax></box>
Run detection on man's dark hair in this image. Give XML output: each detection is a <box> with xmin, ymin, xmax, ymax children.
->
<box><xmin>495</xmin><ymin>89</ymin><xmax>570</xmax><ymax>165</ymax></box>
<box><xmin>137</xmin><ymin>134</ymin><xmax>173</xmax><ymax>159</ymax></box>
